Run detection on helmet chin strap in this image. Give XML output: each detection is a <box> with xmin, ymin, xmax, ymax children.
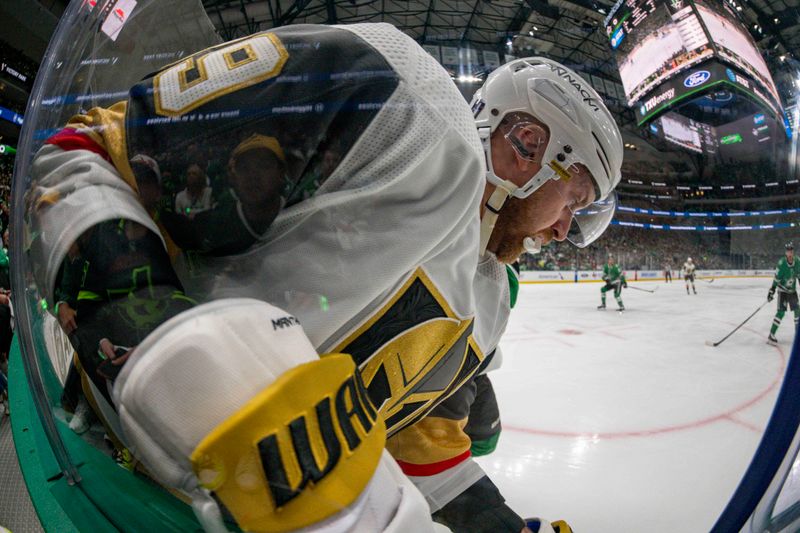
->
<box><xmin>478</xmin><ymin>126</ymin><xmax>546</xmax><ymax>257</ymax></box>
<box><xmin>478</xmin><ymin>127</ymin><xmax>515</xmax><ymax>256</ymax></box>
<box><xmin>479</xmin><ymin>186</ymin><xmax>512</xmax><ymax>256</ymax></box>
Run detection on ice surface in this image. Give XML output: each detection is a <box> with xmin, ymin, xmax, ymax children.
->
<box><xmin>475</xmin><ymin>277</ymin><xmax>789</xmax><ymax>532</ymax></box>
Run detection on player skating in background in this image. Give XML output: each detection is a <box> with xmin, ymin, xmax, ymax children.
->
<box><xmin>683</xmin><ymin>257</ymin><xmax>697</xmax><ymax>295</ymax></box>
<box><xmin>767</xmin><ymin>243</ymin><xmax>800</xmax><ymax>346</ymax></box>
<box><xmin>664</xmin><ymin>262</ymin><xmax>672</xmax><ymax>282</ymax></box>
<box><xmin>598</xmin><ymin>256</ymin><xmax>627</xmax><ymax>311</ymax></box>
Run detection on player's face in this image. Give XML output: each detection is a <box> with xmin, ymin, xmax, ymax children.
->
<box><xmin>787</xmin><ymin>249</ymin><xmax>794</xmax><ymax>262</ymax></box>
<box><xmin>230</xmin><ymin>150</ymin><xmax>285</xmax><ymax>232</ymax></box>
<box><xmin>489</xmin><ymin>166</ymin><xmax>595</xmax><ymax>263</ymax></box>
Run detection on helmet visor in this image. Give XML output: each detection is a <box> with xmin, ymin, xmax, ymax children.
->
<box><xmin>567</xmin><ymin>191</ymin><xmax>617</xmax><ymax>248</ymax></box>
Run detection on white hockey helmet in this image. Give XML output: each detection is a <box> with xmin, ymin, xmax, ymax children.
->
<box><xmin>472</xmin><ymin>57</ymin><xmax>623</xmax><ymax>252</ymax></box>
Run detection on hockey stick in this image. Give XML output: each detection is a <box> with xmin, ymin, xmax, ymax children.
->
<box><xmin>700</xmin><ymin>278</ymin><xmax>715</xmax><ymax>284</ymax></box>
<box><xmin>705</xmin><ymin>301</ymin><xmax>770</xmax><ymax>347</ymax></box>
<box><xmin>628</xmin><ymin>285</ymin><xmax>658</xmax><ymax>293</ymax></box>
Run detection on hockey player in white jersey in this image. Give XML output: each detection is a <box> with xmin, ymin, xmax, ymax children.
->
<box><xmin>28</xmin><ymin>23</ymin><xmax>485</xmax><ymax>532</ymax></box>
<box><xmin>388</xmin><ymin>58</ymin><xmax>623</xmax><ymax>533</ymax></box>
<box><xmin>684</xmin><ymin>257</ymin><xmax>697</xmax><ymax>294</ymax></box>
<box><xmin>26</xmin><ymin>23</ymin><xmax>621</xmax><ymax>533</ymax></box>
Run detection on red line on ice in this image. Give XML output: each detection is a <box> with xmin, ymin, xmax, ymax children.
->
<box><xmin>505</xmin><ymin>327</ymin><xmax>786</xmax><ymax>440</ymax></box>
<box><xmin>723</xmin><ymin>414</ymin><xmax>762</xmax><ymax>433</ymax></box>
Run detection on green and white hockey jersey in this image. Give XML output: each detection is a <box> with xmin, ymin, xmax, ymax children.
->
<box><xmin>603</xmin><ymin>263</ymin><xmax>624</xmax><ymax>283</ymax></box>
<box><xmin>772</xmin><ymin>257</ymin><xmax>800</xmax><ymax>293</ymax></box>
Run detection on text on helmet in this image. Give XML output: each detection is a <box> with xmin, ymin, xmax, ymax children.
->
<box><xmin>548</xmin><ymin>64</ymin><xmax>600</xmax><ymax>112</ymax></box>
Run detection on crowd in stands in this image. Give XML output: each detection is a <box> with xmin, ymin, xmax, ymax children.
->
<box><xmin>0</xmin><ymin>153</ymin><xmax>12</xmax><ymax>418</ymax></box>
<box><xmin>0</xmin><ymin>159</ymin><xmax>13</xmax><ymax>191</ymax></box>
<box><xmin>588</xmin><ymin>156</ymin><xmax>800</xmax><ymax>273</ymax></box>
<box><xmin>518</xmin><ymin>225</ymin><xmax>786</xmax><ymax>272</ymax></box>
<box><xmin>144</xmin><ymin>137</ymin><xmax>341</xmax><ymax>216</ymax></box>
<box><xmin>620</xmin><ymin>159</ymin><xmax>694</xmax><ymax>180</ymax></box>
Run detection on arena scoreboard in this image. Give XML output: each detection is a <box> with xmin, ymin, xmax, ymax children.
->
<box><xmin>605</xmin><ymin>0</ymin><xmax>783</xmax><ymax>133</ymax></box>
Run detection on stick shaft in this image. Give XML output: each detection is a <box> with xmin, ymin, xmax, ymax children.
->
<box><xmin>629</xmin><ymin>285</ymin><xmax>655</xmax><ymax>293</ymax></box>
<box><xmin>711</xmin><ymin>301</ymin><xmax>770</xmax><ymax>346</ymax></box>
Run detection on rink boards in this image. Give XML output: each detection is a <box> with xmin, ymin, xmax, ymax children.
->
<box><xmin>520</xmin><ymin>269</ymin><xmax>774</xmax><ymax>283</ymax></box>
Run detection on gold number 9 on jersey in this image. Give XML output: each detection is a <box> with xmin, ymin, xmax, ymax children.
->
<box><xmin>153</xmin><ymin>33</ymin><xmax>289</xmax><ymax>117</ymax></box>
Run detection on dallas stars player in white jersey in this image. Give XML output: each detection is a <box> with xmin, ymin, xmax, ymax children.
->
<box><xmin>683</xmin><ymin>257</ymin><xmax>697</xmax><ymax>294</ymax></box>
<box><xmin>26</xmin><ymin>23</ymin><xmax>622</xmax><ymax>533</ymax></box>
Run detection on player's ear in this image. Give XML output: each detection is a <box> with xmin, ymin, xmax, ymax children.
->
<box><xmin>512</xmin><ymin>124</ymin><xmax>547</xmax><ymax>172</ymax></box>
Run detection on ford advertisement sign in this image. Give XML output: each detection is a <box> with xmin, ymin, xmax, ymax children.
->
<box><xmin>636</xmin><ymin>61</ymin><xmax>783</xmax><ymax>128</ymax></box>
<box><xmin>684</xmin><ymin>70</ymin><xmax>711</xmax><ymax>88</ymax></box>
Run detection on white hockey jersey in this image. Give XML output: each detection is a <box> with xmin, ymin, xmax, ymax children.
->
<box><xmin>28</xmin><ymin>23</ymin><xmax>487</xmax><ymax>437</ymax></box>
